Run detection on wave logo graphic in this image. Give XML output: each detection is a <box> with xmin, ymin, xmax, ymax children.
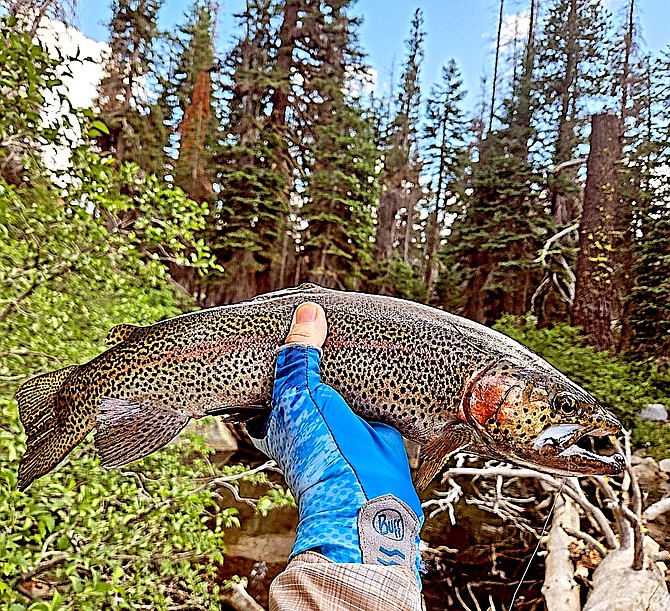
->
<box><xmin>373</xmin><ymin>509</ymin><xmax>404</xmax><ymax>541</ymax></box>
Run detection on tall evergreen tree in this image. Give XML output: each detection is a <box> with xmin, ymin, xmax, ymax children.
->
<box><xmin>208</xmin><ymin>0</ymin><xmax>290</xmax><ymax>303</ymax></box>
<box><xmin>374</xmin><ymin>9</ymin><xmax>424</xmax><ymax>265</ymax></box>
<box><xmin>173</xmin><ymin>0</ymin><xmax>217</xmax><ymax>203</ymax></box>
<box><xmin>299</xmin><ymin>1</ymin><xmax>380</xmax><ymax>288</ymax></box>
<box><xmin>625</xmin><ymin>49</ymin><xmax>670</xmax><ymax>359</ymax></box>
<box><xmin>97</xmin><ymin>0</ymin><xmax>164</xmax><ymax>165</ymax></box>
<box><xmin>448</xmin><ymin>126</ymin><xmax>545</xmax><ymax>324</ymax></box>
<box><xmin>421</xmin><ymin>60</ymin><xmax>468</xmax><ymax>293</ymax></box>
<box><xmin>534</xmin><ymin>0</ymin><xmax>613</xmax><ymax>227</ymax></box>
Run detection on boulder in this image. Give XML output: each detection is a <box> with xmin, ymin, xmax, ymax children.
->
<box><xmin>638</xmin><ymin>404</ymin><xmax>668</xmax><ymax>422</ymax></box>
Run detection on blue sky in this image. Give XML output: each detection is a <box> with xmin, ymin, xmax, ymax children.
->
<box><xmin>77</xmin><ymin>0</ymin><xmax>670</xmax><ymax>112</ymax></box>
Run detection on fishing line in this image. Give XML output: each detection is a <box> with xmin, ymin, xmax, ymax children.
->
<box><xmin>508</xmin><ymin>480</ymin><xmax>565</xmax><ymax>610</ymax></box>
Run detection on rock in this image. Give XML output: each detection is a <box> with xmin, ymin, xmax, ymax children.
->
<box><xmin>659</xmin><ymin>459</ymin><xmax>670</xmax><ymax>474</ymax></box>
<box><xmin>638</xmin><ymin>404</ymin><xmax>668</xmax><ymax>422</ymax></box>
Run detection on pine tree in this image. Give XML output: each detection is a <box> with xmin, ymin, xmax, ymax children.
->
<box><xmin>608</xmin><ymin>0</ymin><xmax>643</xmax><ymax>348</ymax></box>
<box><xmin>421</xmin><ymin>60</ymin><xmax>468</xmax><ymax>294</ymax></box>
<box><xmin>207</xmin><ymin>0</ymin><xmax>290</xmax><ymax>303</ymax></box>
<box><xmin>97</xmin><ymin>0</ymin><xmax>164</xmax><ymax>165</ymax></box>
<box><xmin>443</xmin><ymin>4</ymin><xmax>550</xmax><ymax>324</ymax></box>
<box><xmin>534</xmin><ymin>0</ymin><xmax>614</xmax><ymax>226</ymax></box>
<box><xmin>448</xmin><ymin>126</ymin><xmax>545</xmax><ymax>324</ymax></box>
<box><xmin>173</xmin><ymin>0</ymin><xmax>217</xmax><ymax>203</ymax></box>
<box><xmin>374</xmin><ymin>9</ymin><xmax>424</xmax><ymax>264</ymax></box>
<box><xmin>295</xmin><ymin>2</ymin><xmax>378</xmax><ymax>288</ymax></box>
<box><xmin>624</xmin><ymin>49</ymin><xmax>670</xmax><ymax>359</ymax></box>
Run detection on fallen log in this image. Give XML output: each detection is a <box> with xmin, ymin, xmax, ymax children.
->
<box><xmin>582</xmin><ymin>537</ymin><xmax>670</xmax><ymax>611</ymax></box>
<box><xmin>541</xmin><ymin>494</ymin><xmax>581</xmax><ymax>611</ymax></box>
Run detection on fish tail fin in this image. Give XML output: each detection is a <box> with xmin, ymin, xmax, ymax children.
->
<box><xmin>15</xmin><ymin>365</ymin><xmax>84</xmax><ymax>490</ymax></box>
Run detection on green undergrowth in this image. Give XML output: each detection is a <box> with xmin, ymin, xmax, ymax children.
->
<box><xmin>0</xmin><ymin>396</ymin><xmax>293</xmax><ymax>610</ymax></box>
<box><xmin>494</xmin><ymin>315</ymin><xmax>670</xmax><ymax>460</ymax></box>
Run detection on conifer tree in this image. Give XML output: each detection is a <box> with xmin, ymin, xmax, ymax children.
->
<box><xmin>97</xmin><ymin>0</ymin><xmax>164</xmax><ymax>164</ymax></box>
<box><xmin>208</xmin><ymin>0</ymin><xmax>290</xmax><ymax>303</ymax></box>
<box><xmin>421</xmin><ymin>60</ymin><xmax>468</xmax><ymax>293</ymax></box>
<box><xmin>374</xmin><ymin>9</ymin><xmax>424</xmax><ymax>264</ymax></box>
<box><xmin>534</xmin><ymin>0</ymin><xmax>614</xmax><ymax>226</ymax></box>
<box><xmin>624</xmin><ymin>49</ymin><xmax>670</xmax><ymax>359</ymax></box>
<box><xmin>173</xmin><ymin>0</ymin><xmax>217</xmax><ymax>203</ymax></box>
<box><xmin>448</xmin><ymin>126</ymin><xmax>544</xmax><ymax>324</ymax></box>
<box><xmin>299</xmin><ymin>1</ymin><xmax>380</xmax><ymax>288</ymax></box>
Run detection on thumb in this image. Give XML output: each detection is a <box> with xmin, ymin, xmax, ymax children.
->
<box><xmin>285</xmin><ymin>302</ymin><xmax>327</xmax><ymax>348</ymax></box>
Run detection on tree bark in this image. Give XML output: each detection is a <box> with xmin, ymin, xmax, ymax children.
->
<box><xmin>375</xmin><ymin>187</ymin><xmax>403</xmax><ymax>259</ymax></box>
<box><xmin>572</xmin><ymin>113</ymin><xmax>622</xmax><ymax>351</ymax></box>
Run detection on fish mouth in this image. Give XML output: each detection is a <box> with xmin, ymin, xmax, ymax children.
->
<box><xmin>532</xmin><ymin>422</ymin><xmax>625</xmax><ymax>475</ymax></box>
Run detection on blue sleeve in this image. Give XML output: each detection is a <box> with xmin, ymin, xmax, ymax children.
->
<box><xmin>251</xmin><ymin>345</ymin><xmax>424</xmax><ymax>583</ymax></box>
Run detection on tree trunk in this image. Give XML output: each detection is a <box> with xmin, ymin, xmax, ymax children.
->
<box><xmin>269</xmin><ymin>0</ymin><xmax>301</xmax><ymax>132</ymax></box>
<box><xmin>572</xmin><ymin>113</ymin><xmax>622</xmax><ymax>351</ymax></box>
<box><xmin>375</xmin><ymin>187</ymin><xmax>403</xmax><ymax>258</ymax></box>
<box><xmin>551</xmin><ymin>0</ymin><xmax>580</xmax><ymax>226</ymax></box>
<box><xmin>489</xmin><ymin>0</ymin><xmax>505</xmax><ymax>132</ymax></box>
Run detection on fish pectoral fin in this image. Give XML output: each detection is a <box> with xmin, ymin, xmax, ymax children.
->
<box><xmin>95</xmin><ymin>397</ymin><xmax>190</xmax><ymax>468</ymax></box>
<box><xmin>106</xmin><ymin>323</ymin><xmax>140</xmax><ymax>346</ymax></box>
<box><xmin>204</xmin><ymin>403</ymin><xmax>270</xmax><ymax>423</ymax></box>
<box><xmin>415</xmin><ymin>421</ymin><xmax>474</xmax><ymax>491</ymax></box>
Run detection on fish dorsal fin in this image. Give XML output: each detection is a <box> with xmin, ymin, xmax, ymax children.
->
<box><xmin>250</xmin><ymin>283</ymin><xmax>327</xmax><ymax>302</ymax></box>
<box><xmin>106</xmin><ymin>323</ymin><xmax>140</xmax><ymax>346</ymax></box>
<box><xmin>95</xmin><ymin>398</ymin><xmax>189</xmax><ymax>468</ymax></box>
<box><xmin>415</xmin><ymin>421</ymin><xmax>474</xmax><ymax>491</ymax></box>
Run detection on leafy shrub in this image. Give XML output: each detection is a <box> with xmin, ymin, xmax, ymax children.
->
<box><xmin>0</xmin><ymin>19</ymin><xmax>293</xmax><ymax>609</ymax></box>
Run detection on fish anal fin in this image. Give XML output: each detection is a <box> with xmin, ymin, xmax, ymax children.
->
<box><xmin>95</xmin><ymin>398</ymin><xmax>189</xmax><ymax>468</ymax></box>
<box><xmin>415</xmin><ymin>421</ymin><xmax>474</xmax><ymax>491</ymax></box>
<box><xmin>106</xmin><ymin>323</ymin><xmax>140</xmax><ymax>346</ymax></box>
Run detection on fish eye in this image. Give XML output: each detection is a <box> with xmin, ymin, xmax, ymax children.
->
<box><xmin>553</xmin><ymin>393</ymin><xmax>579</xmax><ymax>416</ymax></box>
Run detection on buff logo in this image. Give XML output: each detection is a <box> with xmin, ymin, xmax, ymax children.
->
<box><xmin>373</xmin><ymin>510</ymin><xmax>404</xmax><ymax>541</ymax></box>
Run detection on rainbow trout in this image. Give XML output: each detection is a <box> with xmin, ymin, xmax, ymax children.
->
<box><xmin>15</xmin><ymin>284</ymin><xmax>624</xmax><ymax>491</ymax></box>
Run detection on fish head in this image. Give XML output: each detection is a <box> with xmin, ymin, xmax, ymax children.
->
<box><xmin>462</xmin><ymin>359</ymin><xmax>625</xmax><ymax>476</ymax></box>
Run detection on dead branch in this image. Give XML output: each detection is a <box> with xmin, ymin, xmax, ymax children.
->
<box><xmin>589</xmin><ymin>476</ymin><xmax>631</xmax><ymax>548</ymax></box>
<box><xmin>643</xmin><ymin>497</ymin><xmax>670</xmax><ymax>521</ymax></box>
<box><xmin>220</xmin><ymin>579</ymin><xmax>266</xmax><ymax>611</ymax></box>
<box><xmin>442</xmin><ymin>466</ymin><xmax>617</xmax><ymax>548</ymax></box>
<box><xmin>562</xmin><ymin>527</ymin><xmax>608</xmax><ymax>558</ymax></box>
<box><xmin>542</xmin><ymin>494</ymin><xmax>581</xmax><ymax>611</ymax></box>
<box><xmin>583</xmin><ymin>537</ymin><xmax>670</xmax><ymax>611</ymax></box>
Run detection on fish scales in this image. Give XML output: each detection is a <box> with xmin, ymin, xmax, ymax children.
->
<box><xmin>15</xmin><ymin>283</ymin><xmax>625</xmax><ymax>491</ymax></box>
